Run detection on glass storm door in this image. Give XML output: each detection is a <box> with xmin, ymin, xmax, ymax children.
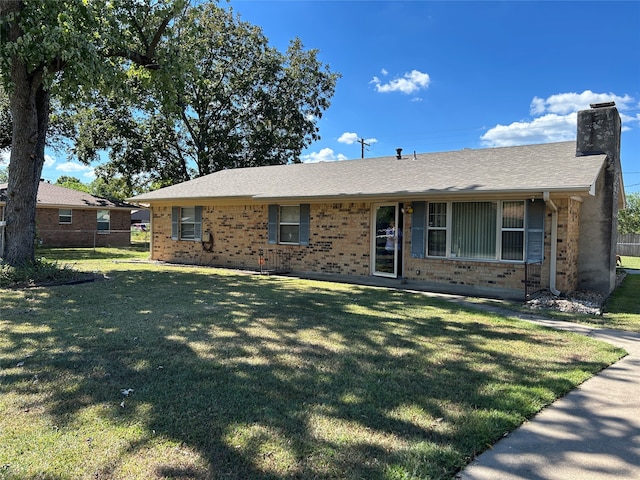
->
<box><xmin>373</xmin><ymin>204</ymin><xmax>400</xmax><ymax>278</ymax></box>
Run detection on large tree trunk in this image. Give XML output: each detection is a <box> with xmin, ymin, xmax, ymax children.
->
<box><xmin>4</xmin><ymin>62</ymin><xmax>49</xmax><ymax>265</ymax></box>
<box><xmin>1</xmin><ymin>0</ymin><xmax>50</xmax><ymax>266</ymax></box>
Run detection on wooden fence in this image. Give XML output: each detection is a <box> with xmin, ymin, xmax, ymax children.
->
<box><xmin>617</xmin><ymin>233</ymin><xmax>640</xmax><ymax>257</ymax></box>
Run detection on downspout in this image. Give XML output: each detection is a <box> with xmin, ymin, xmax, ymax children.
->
<box><xmin>149</xmin><ymin>206</ymin><xmax>154</xmax><ymax>259</ymax></box>
<box><xmin>543</xmin><ymin>192</ymin><xmax>561</xmax><ymax>296</ymax></box>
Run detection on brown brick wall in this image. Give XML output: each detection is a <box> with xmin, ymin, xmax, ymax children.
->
<box><xmin>36</xmin><ymin>207</ymin><xmax>131</xmax><ymax>247</ymax></box>
<box><xmin>556</xmin><ymin>198</ymin><xmax>581</xmax><ymax>292</ymax></box>
<box><xmin>151</xmin><ymin>203</ymin><xmax>372</xmax><ymax>275</ymax></box>
<box><xmin>151</xmin><ymin>199</ymin><xmax>582</xmax><ymax>297</ymax></box>
<box><xmin>403</xmin><ymin>256</ymin><xmax>527</xmax><ymax>291</ymax></box>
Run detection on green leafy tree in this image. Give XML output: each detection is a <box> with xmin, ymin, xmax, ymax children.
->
<box><xmin>0</xmin><ymin>0</ymin><xmax>182</xmax><ymax>265</ymax></box>
<box><xmin>54</xmin><ymin>174</ymin><xmax>129</xmax><ymax>201</ymax></box>
<box><xmin>0</xmin><ymin>168</ymin><xmax>7</xmax><ymax>183</ymax></box>
<box><xmin>619</xmin><ymin>192</ymin><xmax>640</xmax><ymax>234</ymax></box>
<box><xmin>72</xmin><ymin>4</ymin><xmax>339</xmax><ymax>188</ymax></box>
<box><xmin>55</xmin><ymin>175</ymin><xmax>90</xmax><ymax>193</ymax></box>
<box><xmin>89</xmin><ymin>175</ymin><xmax>130</xmax><ymax>201</ymax></box>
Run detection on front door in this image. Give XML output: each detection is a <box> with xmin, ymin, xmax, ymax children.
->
<box><xmin>373</xmin><ymin>204</ymin><xmax>401</xmax><ymax>278</ymax></box>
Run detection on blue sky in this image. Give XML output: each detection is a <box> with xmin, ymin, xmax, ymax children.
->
<box><xmin>22</xmin><ymin>1</ymin><xmax>640</xmax><ymax>192</ymax></box>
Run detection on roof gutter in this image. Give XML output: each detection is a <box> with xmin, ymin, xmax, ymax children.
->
<box><xmin>543</xmin><ymin>192</ymin><xmax>561</xmax><ymax>296</ymax></box>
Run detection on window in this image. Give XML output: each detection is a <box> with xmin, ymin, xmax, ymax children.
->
<box><xmin>59</xmin><ymin>208</ymin><xmax>72</xmax><ymax>224</ymax></box>
<box><xmin>171</xmin><ymin>206</ymin><xmax>202</xmax><ymax>241</ymax></box>
<box><xmin>268</xmin><ymin>204</ymin><xmax>310</xmax><ymax>246</ymax></box>
<box><xmin>427</xmin><ymin>202</ymin><xmax>447</xmax><ymax>257</ymax></box>
<box><xmin>97</xmin><ymin>210</ymin><xmax>110</xmax><ymax>233</ymax></box>
<box><xmin>279</xmin><ymin>206</ymin><xmax>300</xmax><ymax>244</ymax></box>
<box><xmin>451</xmin><ymin>202</ymin><xmax>497</xmax><ymax>259</ymax></box>
<box><xmin>417</xmin><ymin>200</ymin><xmax>537</xmax><ymax>262</ymax></box>
<box><xmin>501</xmin><ymin>201</ymin><xmax>525</xmax><ymax>261</ymax></box>
<box><xmin>526</xmin><ymin>199</ymin><xmax>545</xmax><ymax>262</ymax></box>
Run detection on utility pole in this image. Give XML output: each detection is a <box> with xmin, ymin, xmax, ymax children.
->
<box><xmin>357</xmin><ymin>138</ymin><xmax>370</xmax><ymax>158</ymax></box>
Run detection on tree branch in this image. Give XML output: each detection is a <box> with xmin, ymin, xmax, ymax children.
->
<box><xmin>146</xmin><ymin>12</ymin><xmax>172</xmax><ymax>59</ymax></box>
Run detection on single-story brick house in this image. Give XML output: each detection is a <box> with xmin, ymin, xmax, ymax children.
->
<box><xmin>129</xmin><ymin>103</ymin><xmax>625</xmax><ymax>299</ymax></box>
<box><xmin>0</xmin><ymin>181</ymin><xmax>134</xmax><ymax>248</ymax></box>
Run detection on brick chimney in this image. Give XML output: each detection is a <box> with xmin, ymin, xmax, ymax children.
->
<box><xmin>576</xmin><ymin>101</ymin><xmax>621</xmax><ymax>161</ymax></box>
<box><xmin>576</xmin><ymin>102</ymin><xmax>623</xmax><ymax>293</ymax></box>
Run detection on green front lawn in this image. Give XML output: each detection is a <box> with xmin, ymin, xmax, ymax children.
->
<box><xmin>618</xmin><ymin>255</ymin><xmax>640</xmax><ymax>270</ymax></box>
<box><xmin>0</xmin><ymin>248</ymin><xmax>625</xmax><ymax>479</ymax></box>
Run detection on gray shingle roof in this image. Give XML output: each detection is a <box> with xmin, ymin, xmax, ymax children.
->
<box><xmin>129</xmin><ymin>141</ymin><xmax>607</xmax><ymax>203</ymax></box>
<box><xmin>0</xmin><ymin>182</ymin><xmax>134</xmax><ymax>210</ymax></box>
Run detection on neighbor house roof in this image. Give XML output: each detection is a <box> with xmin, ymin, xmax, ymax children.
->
<box><xmin>128</xmin><ymin>141</ymin><xmax>608</xmax><ymax>203</ymax></box>
<box><xmin>0</xmin><ymin>182</ymin><xmax>134</xmax><ymax>210</ymax></box>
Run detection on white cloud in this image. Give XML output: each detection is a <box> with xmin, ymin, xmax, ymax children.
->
<box><xmin>56</xmin><ymin>161</ymin><xmax>94</xmax><ymax>176</ymax></box>
<box><xmin>530</xmin><ymin>90</ymin><xmax>634</xmax><ymax>116</ymax></box>
<box><xmin>371</xmin><ymin>69</ymin><xmax>431</xmax><ymax>94</ymax></box>
<box><xmin>300</xmin><ymin>148</ymin><xmax>348</xmax><ymax>163</ymax></box>
<box><xmin>483</xmin><ymin>90</ymin><xmax>637</xmax><ymax>147</ymax></box>
<box><xmin>529</xmin><ymin>97</ymin><xmax>546</xmax><ymax>116</ymax></box>
<box><xmin>381</xmin><ymin>68</ymin><xmax>388</xmax><ymax>76</ymax></box>
<box><xmin>482</xmin><ymin>113</ymin><xmax>577</xmax><ymax>147</ymax></box>
<box><xmin>337</xmin><ymin>132</ymin><xmax>378</xmax><ymax>146</ymax></box>
<box><xmin>1</xmin><ymin>152</ymin><xmax>56</xmax><ymax>167</ymax></box>
<box><xmin>338</xmin><ymin>132</ymin><xmax>358</xmax><ymax>144</ymax></box>
<box><xmin>621</xmin><ymin>112</ymin><xmax>640</xmax><ymax>131</ymax></box>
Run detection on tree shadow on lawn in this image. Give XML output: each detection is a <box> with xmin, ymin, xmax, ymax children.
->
<box><xmin>38</xmin><ymin>246</ymin><xmax>147</xmax><ymax>262</ymax></box>
<box><xmin>0</xmin><ymin>268</ymin><xmax>624</xmax><ymax>479</ymax></box>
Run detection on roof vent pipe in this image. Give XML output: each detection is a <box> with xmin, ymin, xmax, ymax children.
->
<box><xmin>395</xmin><ymin>148</ymin><xmax>402</xmax><ymax>159</ymax></box>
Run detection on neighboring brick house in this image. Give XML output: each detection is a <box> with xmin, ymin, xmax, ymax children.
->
<box><xmin>0</xmin><ymin>182</ymin><xmax>134</xmax><ymax>248</ymax></box>
<box><xmin>129</xmin><ymin>103</ymin><xmax>625</xmax><ymax>299</ymax></box>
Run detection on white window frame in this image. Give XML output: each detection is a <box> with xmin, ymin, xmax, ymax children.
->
<box><xmin>425</xmin><ymin>200</ymin><xmax>528</xmax><ymax>262</ymax></box>
<box><xmin>279</xmin><ymin>205</ymin><xmax>301</xmax><ymax>245</ymax></box>
<box><xmin>500</xmin><ymin>201</ymin><xmax>526</xmax><ymax>262</ymax></box>
<box><xmin>97</xmin><ymin>209</ymin><xmax>110</xmax><ymax>234</ymax></box>
<box><xmin>171</xmin><ymin>206</ymin><xmax>202</xmax><ymax>241</ymax></box>
<box><xmin>59</xmin><ymin>208</ymin><xmax>72</xmax><ymax>224</ymax></box>
<box><xmin>426</xmin><ymin>202</ymin><xmax>447</xmax><ymax>257</ymax></box>
<box><xmin>179</xmin><ymin>206</ymin><xmax>198</xmax><ymax>240</ymax></box>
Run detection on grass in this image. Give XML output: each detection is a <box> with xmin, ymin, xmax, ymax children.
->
<box><xmin>0</xmin><ymin>246</ymin><xmax>149</xmax><ymax>288</ymax></box>
<box><xmin>618</xmin><ymin>255</ymin><xmax>640</xmax><ymax>270</ymax></box>
<box><xmin>0</xmin><ymin>248</ymin><xmax>627</xmax><ymax>479</ymax></box>
<box><xmin>601</xmin><ymin>273</ymin><xmax>640</xmax><ymax>331</ymax></box>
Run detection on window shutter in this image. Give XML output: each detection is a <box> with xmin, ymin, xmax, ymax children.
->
<box><xmin>194</xmin><ymin>206</ymin><xmax>202</xmax><ymax>240</ymax></box>
<box><xmin>411</xmin><ymin>201</ymin><xmax>426</xmax><ymax>258</ymax></box>
<box><xmin>171</xmin><ymin>207</ymin><xmax>179</xmax><ymax>240</ymax></box>
<box><xmin>268</xmin><ymin>204</ymin><xmax>278</xmax><ymax>244</ymax></box>
<box><xmin>299</xmin><ymin>204</ymin><xmax>310</xmax><ymax>246</ymax></box>
<box><xmin>526</xmin><ymin>199</ymin><xmax>545</xmax><ymax>262</ymax></box>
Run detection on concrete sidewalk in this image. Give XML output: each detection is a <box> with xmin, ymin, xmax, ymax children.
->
<box><xmin>457</xmin><ymin>317</ymin><xmax>640</xmax><ymax>480</ymax></box>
